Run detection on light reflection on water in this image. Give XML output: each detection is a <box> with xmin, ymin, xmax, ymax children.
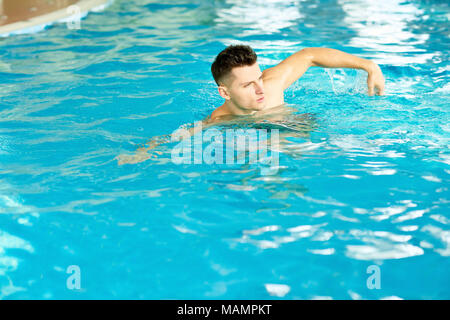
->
<box><xmin>0</xmin><ymin>0</ymin><xmax>448</xmax><ymax>299</ymax></box>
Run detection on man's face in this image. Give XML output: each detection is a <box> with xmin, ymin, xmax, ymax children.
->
<box><xmin>220</xmin><ymin>63</ymin><xmax>266</xmax><ymax>112</ymax></box>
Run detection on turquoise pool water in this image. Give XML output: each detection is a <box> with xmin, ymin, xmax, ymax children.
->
<box><xmin>0</xmin><ymin>0</ymin><xmax>449</xmax><ymax>299</ymax></box>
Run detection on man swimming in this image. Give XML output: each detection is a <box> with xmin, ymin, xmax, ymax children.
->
<box><xmin>207</xmin><ymin>44</ymin><xmax>384</xmax><ymax>123</ymax></box>
<box><xmin>116</xmin><ymin>45</ymin><xmax>385</xmax><ymax>165</ymax></box>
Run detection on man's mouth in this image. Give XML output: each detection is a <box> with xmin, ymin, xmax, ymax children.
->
<box><xmin>257</xmin><ymin>96</ymin><xmax>265</xmax><ymax>103</ymax></box>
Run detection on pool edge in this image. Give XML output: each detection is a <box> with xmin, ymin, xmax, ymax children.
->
<box><xmin>0</xmin><ymin>0</ymin><xmax>110</xmax><ymax>37</ymax></box>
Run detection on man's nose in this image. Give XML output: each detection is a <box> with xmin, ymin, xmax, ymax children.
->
<box><xmin>255</xmin><ymin>80</ymin><xmax>264</xmax><ymax>94</ymax></box>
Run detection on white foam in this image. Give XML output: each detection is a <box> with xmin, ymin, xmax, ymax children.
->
<box><xmin>265</xmin><ymin>284</ymin><xmax>291</xmax><ymax>297</ymax></box>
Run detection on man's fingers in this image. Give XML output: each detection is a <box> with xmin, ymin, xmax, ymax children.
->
<box><xmin>367</xmin><ymin>65</ymin><xmax>385</xmax><ymax>96</ymax></box>
<box><xmin>375</xmin><ymin>81</ymin><xmax>385</xmax><ymax>96</ymax></box>
<box><xmin>367</xmin><ymin>75</ymin><xmax>374</xmax><ymax>96</ymax></box>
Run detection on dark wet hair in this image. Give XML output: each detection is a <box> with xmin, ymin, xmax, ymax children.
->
<box><xmin>211</xmin><ymin>44</ymin><xmax>257</xmax><ymax>86</ymax></box>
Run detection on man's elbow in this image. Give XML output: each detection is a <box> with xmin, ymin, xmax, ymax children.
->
<box><xmin>297</xmin><ymin>48</ymin><xmax>318</xmax><ymax>67</ymax></box>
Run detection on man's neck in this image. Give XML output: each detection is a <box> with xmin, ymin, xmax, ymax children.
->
<box><xmin>223</xmin><ymin>100</ymin><xmax>259</xmax><ymax>116</ymax></box>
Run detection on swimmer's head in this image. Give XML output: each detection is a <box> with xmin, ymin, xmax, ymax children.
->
<box><xmin>211</xmin><ymin>45</ymin><xmax>265</xmax><ymax>112</ymax></box>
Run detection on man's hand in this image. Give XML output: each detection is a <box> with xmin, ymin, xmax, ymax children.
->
<box><xmin>367</xmin><ymin>62</ymin><xmax>385</xmax><ymax>96</ymax></box>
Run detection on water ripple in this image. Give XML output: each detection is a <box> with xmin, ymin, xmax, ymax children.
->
<box><xmin>0</xmin><ymin>0</ymin><xmax>448</xmax><ymax>299</ymax></box>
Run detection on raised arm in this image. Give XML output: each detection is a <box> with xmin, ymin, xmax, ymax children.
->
<box><xmin>263</xmin><ymin>47</ymin><xmax>385</xmax><ymax>95</ymax></box>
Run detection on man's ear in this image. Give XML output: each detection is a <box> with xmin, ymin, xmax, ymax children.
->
<box><xmin>218</xmin><ymin>85</ymin><xmax>231</xmax><ymax>100</ymax></box>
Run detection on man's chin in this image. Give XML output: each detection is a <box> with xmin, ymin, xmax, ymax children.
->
<box><xmin>241</xmin><ymin>103</ymin><xmax>265</xmax><ymax>114</ymax></box>
<box><xmin>253</xmin><ymin>103</ymin><xmax>266</xmax><ymax>110</ymax></box>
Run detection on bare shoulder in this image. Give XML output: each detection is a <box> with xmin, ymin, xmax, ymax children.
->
<box><xmin>262</xmin><ymin>49</ymin><xmax>313</xmax><ymax>90</ymax></box>
<box><xmin>262</xmin><ymin>61</ymin><xmax>298</xmax><ymax>86</ymax></box>
<box><xmin>262</xmin><ymin>66</ymin><xmax>284</xmax><ymax>83</ymax></box>
<box><xmin>210</xmin><ymin>104</ymin><xmax>230</xmax><ymax>120</ymax></box>
<box><xmin>262</xmin><ymin>70</ymin><xmax>285</xmax><ymax>107</ymax></box>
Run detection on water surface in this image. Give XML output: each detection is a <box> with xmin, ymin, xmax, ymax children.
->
<box><xmin>0</xmin><ymin>0</ymin><xmax>448</xmax><ymax>299</ymax></box>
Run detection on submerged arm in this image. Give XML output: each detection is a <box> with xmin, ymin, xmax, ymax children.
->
<box><xmin>115</xmin><ymin>117</ymin><xmax>220</xmax><ymax>165</ymax></box>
